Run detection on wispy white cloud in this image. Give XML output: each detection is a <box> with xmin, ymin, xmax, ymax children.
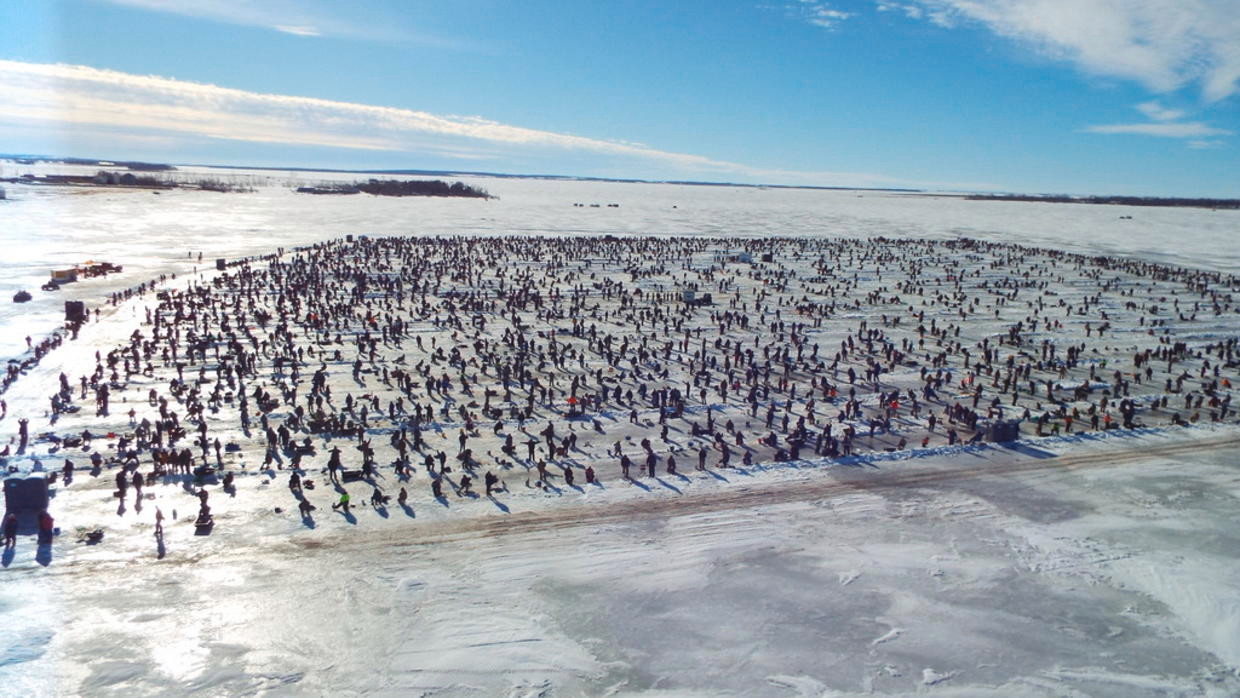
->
<box><xmin>274</xmin><ymin>25</ymin><xmax>321</xmax><ymax>37</ymax></box>
<box><xmin>1135</xmin><ymin>101</ymin><xmax>1185</xmax><ymax>122</ymax></box>
<box><xmin>1083</xmin><ymin>122</ymin><xmax>1232</xmax><ymax>138</ymax></box>
<box><xmin>875</xmin><ymin>1</ymin><xmax>956</xmax><ymax>25</ymax></box>
<box><xmin>0</xmin><ymin>60</ymin><xmax>937</xmax><ymax>188</ymax></box>
<box><xmin>1084</xmin><ymin>100</ymin><xmax>1231</xmax><ymax>144</ymax></box>
<box><xmin>876</xmin><ymin>2</ymin><xmax>922</xmax><ymax>20</ymax></box>
<box><xmin>876</xmin><ymin>1</ymin><xmax>953</xmax><ymax>26</ymax></box>
<box><xmin>94</xmin><ymin>0</ymin><xmax>470</xmax><ymax>47</ymax></box>
<box><xmin>99</xmin><ymin>0</ymin><xmax>327</xmax><ymax>37</ymax></box>
<box><xmin>894</xmin><ymin>1</ymin><xmax>1240</xmax><ymax>102</ymax></box>
<box><xmin>788</xmin><ymin>1</ymin><xmax>854</xmax><ymax>30</ymax></box>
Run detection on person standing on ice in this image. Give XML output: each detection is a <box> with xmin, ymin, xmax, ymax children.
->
<box><xmin>327</xmin><ymin>446</ymin><xmax>342</xmax><ymax>482</ymax></box>
<box><xmin>3</xmin><ymin>512</ymin><xmax>17</xmax><ymax>548</ymax></box>
<box><xmin>36</xmin><ymin>511</ymin><xmax>53</xmax><ymax>545</ymax></box>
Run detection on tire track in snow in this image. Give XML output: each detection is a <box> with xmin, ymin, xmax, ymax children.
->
<box><xmin>30</xmin><ymin>431</ymin><xmax>1240</xmax><ymax>575</ymax></box>
<box><xmin>320</xmin><ymin>431</ymin><xmax>1240</xmax><ymax>552</ymax></box>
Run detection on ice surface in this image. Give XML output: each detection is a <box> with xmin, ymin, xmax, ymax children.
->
<box><xmin>3</xmin><ymin>432</ymin><xmax>1236</xmax><ymax>696</ymax></box>
<box><xmin>2</xmin><ymin>163</ymin><xmax>1237</xmax><ymax>360</ymax></box>
<box><xmin>0</xmin><ymin>164</ymin><xmax>1238</xmax><ymax>696</ymax></box>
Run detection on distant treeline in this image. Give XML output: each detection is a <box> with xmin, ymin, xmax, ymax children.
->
<box><xmin>965</xmin><ymin>194</ymin><xmax>1240</xmax><ymax>210</ymax></box>
<box><xmin>296</xmin><ymin>179</ymin><xmax>491</xmax><ymax>198</ymax></box>
<box><xmin>1</xmin><ymin>170</ymin><xmax>253</xmax><ymax>193</ymax></box>
<box><xmin>93</xmin><ymin>170</ymin><xmax>254</xmax><ymax>192</ymax></box>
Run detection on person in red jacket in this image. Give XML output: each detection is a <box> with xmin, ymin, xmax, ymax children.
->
<box><xmin>37</xmin><ymin>510</ymin><xmax>54</xmax><ymax>545</ymax></box>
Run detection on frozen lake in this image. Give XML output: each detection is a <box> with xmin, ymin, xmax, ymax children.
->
<box><xmin>0</xmin><ymin>165</ymin><xmax>1238</xmax><ymax>696</ymax></box>
<box><xmin>3</xmin><ymin>429</ymin><xmax>1238</xmax><ymax>696</ymax></box>
<box><xmin>2</xmin><ymin>164</ymin><xmax>1238</xmax><ymax>359</ymax></box>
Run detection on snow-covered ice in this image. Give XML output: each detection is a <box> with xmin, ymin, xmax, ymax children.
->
<box><xmin>0</xmin><ymin>164</ymin><xmax>1238</xmax><ymax>696</ymax></box>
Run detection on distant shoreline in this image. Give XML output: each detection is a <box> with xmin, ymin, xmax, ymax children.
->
<box><xmin>0</xmin><ymin>154</ymin><xmax>921</xmax><ymax>194</ymax></box>
<box><xmin>937</xmin><ymin>193</ymin><xmax>1240</xmax><ymax>211</ymax></box>
<box><xmin>3</xmin><ymin>154</ymin><xmax>1235</xmax><ymax>206</ymax></box>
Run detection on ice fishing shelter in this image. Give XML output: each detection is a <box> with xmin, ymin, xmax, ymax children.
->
<box><xmin>65</xmin><ymin>300</ymin><xmax>87</xmax><ymax>323</ymax></box>
<box><xmin>988</xmin><ymin>419</ymin><xmax>1022</xmax><ymax>443</ymax></box>
<box><xmin>4</xmin><ymin>476</ymin><xmax>49</xmax><ymax>514</ymax></box>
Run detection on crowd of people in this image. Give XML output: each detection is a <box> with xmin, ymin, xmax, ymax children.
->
<box><xmin>1</xmin><ymin>234</ymin><xmax>1237</xmax><ymax>546</ymax></box>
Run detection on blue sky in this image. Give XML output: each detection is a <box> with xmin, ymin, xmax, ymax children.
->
<box><xmin>0</xmin><ymin>0</ymin><xmax>1236</xmax><ymax>196</ymax></box>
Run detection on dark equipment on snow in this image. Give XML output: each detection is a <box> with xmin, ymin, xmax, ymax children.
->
<box><xmin>65</xmin><ymin>300</ymin><xmax>87</xmax><ymax>323</ymax></box>
<box><xmin>988</xmin><ymin>420</ymin><xmax>1022</xmax><ymax>443</ymax></box>
<box><xmin>4</xmin><ymin>476</ymin><xmax>49</xmax><ymax>513</ymax></box>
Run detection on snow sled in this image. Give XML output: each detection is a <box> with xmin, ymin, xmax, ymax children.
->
<box><xmin>194</xmin><ymin>514</ymin><xmax>214</xmax><ymax>535</ymax></box>
<box><xmin>41</xmin><ymin>282</ymin><xmax>60</xmax><ymax>292</ymax></box>
<box><xmin>12</xmin><ymin>290</ymin><xmax>32</xmax><ymax>303</ymax></box>
<box><xmin>292</xmin><ymin>442</ymin><xmax>316</xmax><ymax>456</ymax></box>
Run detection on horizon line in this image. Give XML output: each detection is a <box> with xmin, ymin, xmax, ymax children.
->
<box><xmin>4</xmin><ymin>152</ymin><xmax>1240</xmax><ymax>203</ymax></box>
